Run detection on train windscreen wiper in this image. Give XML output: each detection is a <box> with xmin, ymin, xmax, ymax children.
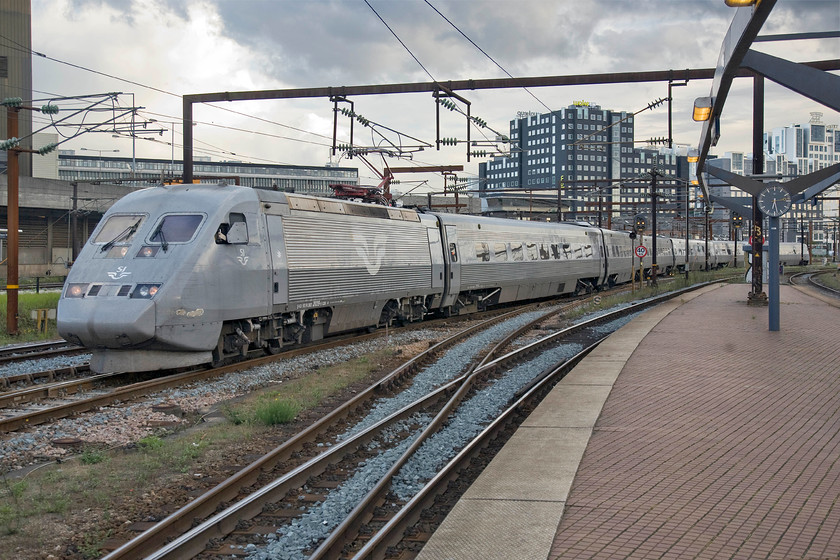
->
<box><xmin>100</xmin><ymin>219</ymin><xmax>141</xmax><ymax>252</ymax></box>
<box><xmin>151</xmin><ymin>222</ymin><xmax>169</xmax><ymax>252</ymax></box>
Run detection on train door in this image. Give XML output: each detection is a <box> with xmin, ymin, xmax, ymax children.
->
<box><xmin>265</xmin><ymin>215</ymin><xmax>289</xmax><ymax>306</ymax></box>
<box><xmin>440</xmin><ymin>224</ymin><xmax>461</xmax><ymax>307</ymax></box>
<box><xmin>428</xmin><ymin>227</ymin><xmax>444</xmax><ymax>291</ymax></box>
<box><xmin>591</xmin><ymin>230</ymin><xmax>608</xmax><ymax>286</ymax></box>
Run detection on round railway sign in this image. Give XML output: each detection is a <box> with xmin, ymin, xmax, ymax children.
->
<box><xmin>635</xmin><ymin>245</ymin><xmax>648</xmax><ymax>259</ymax></box>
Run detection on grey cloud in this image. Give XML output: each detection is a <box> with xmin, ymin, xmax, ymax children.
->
<box><xmin>201</xmin><ymin>0</ymin><xmax>612</xmax><ymax>84</ymax></box>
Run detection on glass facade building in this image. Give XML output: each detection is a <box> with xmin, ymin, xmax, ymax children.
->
<box><xmin>56</xmin><ymin>151</ymin><xmax>359</xmax><ymax>196</ymax></box>
<box><xmin>479</xmin><ymin>103</ymin><xmax>688</xmax><ymax>231</ymax></box>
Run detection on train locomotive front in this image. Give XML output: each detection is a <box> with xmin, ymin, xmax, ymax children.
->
<box><xmin>58</xmin><ymin>184</ymin><xmax>274</xmax><ymax>372</ymax></box>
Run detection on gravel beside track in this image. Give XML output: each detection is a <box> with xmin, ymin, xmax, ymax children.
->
<box><xmin>247</xmin><ymin>305</ymin><xmax>644</xmax><ymax>560</ymax></box>
<box><xmin>0</xmin><ymin>329</ymin><xmax>447</xmax><ymax>474</ymax></box>
<box><xmin>0</xmin><ymin>353</ymin><xmax>91</xmax><ymax>379</ymax></box>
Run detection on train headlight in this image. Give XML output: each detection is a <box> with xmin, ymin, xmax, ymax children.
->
<box><xmin>131</xmin><ymin>283</ymin><xmax>161</xmax><ymax>299</ymax></box>
<box><xmin>106</xmin><ymin>246</ymin><xmax>130</xmax><ymax>258</ymax></box>
<box><xmin>137</xmin><ymin>246</ymin><xmax>160</xmax><ymax>258</ymax></box>
<box><xmin>65</xmin><ymin>283</ymin><xmax>89</xmax><ymax>298</ymax></box>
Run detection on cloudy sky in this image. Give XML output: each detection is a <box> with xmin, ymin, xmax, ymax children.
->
<box><xmin>27</xmin><ymin>0</ymin><xmax>840</xmax><ymax>191</ymax></box>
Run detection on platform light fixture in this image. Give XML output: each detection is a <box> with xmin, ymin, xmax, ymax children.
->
<box><xmin>692</xmin><ymin>97</ymin><xmax>713</xmax><ymax>122</ymax></box>
<box><xmin>724</xmin><ymin>0</ymin><xmax>757</xmax><ymax>6</ymax></box>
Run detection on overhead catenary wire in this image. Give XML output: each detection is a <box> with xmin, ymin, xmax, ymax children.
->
<box><xmin>423</xmin><ymin>0</ymin><xmax>555</xmax><ymax>115</ymax></box>
<box><xmin>362</xmin><ymin>2</ymin><xmax>512</xmax><ymax>159</ymax></box>
<box><xmin>364</xmin><ymin>0</ymin><xmax>437</xmax><ymax>83</ymax></box>
<box><xmin>0</xmin><ymin>32</ymin><xmax>344</xmax><ymax>148</ymax></box>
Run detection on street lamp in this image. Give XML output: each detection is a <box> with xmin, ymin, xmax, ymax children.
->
<box><xmin>80</xmin><ymin>148</ymin><xmax>119</xmax><ymax>179</ymax></box>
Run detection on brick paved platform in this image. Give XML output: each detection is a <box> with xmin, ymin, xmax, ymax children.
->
<box><xmin>419</xmin><ymin>282</ymin><xmax>840</xmax><ymax>560</ymax></box>
<box><xmin>549</xmin><ymin>283</ymin><xmax>840</xmax><ymax>559</ymax></box>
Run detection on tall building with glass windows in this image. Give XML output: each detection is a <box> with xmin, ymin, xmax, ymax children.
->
<box><xmin>479</xmin><ymin>102</ymin><xmax>687</xmax><ymax>230</ymax></box>
<box><xmin>763</xmin><ymin>113</ymin><xmax>839</xmax><ymax>253</ymax></box>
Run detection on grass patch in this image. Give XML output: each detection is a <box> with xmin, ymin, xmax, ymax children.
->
<box><xmin>0</xmin><ymin>290</ymin><xmax>62</xmax><ymax>344</ymax></box>
<box><xmin>221</xmin><ymin>349</ymin><xmax>396</xmax><ymax>427</ymax></box>
<box><xmin>816</xmin><ymin>269</ymin><xmax>840</xmax><ymax>290</ymax></box>
<box><xmin>254</xmin><ymin>397</ymin><xmax>301</xmax><ymax>426</ymax></box>
<box><xmin>221</xmin><ymin>396</ymin><xmax>301</xmax><ymax>427</ymax></box>
<box><xmin>0</xmin><ymin>423</ymin><xmax>250</xmax><ymax>551</ymax></box>
<box><xmin>79</xmin><ymin>447</ymin><xmax>107</xmax><ymax>465</ymax></box>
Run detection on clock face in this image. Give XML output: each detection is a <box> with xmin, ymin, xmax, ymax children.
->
<box><xmin>758</xmin><ymin>186</ymin><xmax>791</xmax><ymax>217</ymax></box>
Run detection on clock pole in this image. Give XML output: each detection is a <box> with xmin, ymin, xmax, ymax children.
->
<box><xmin>768</xmin><ymin>216</ymin><xmax>781</xmax><ymax>331</ymax></box>
<box><xmin>749</xmin><ymin>74</ymin><xmax>767</xmax><ymax>305</ymax></box>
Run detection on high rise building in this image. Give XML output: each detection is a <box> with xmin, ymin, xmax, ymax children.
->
<box><xmin>763</xmin><ymin>113</ymin><xmax>839</xmax><ymax>251</ymax></box>
<box><xmin>479</xmin><ymin>102</ymin><xmax>688</xmax><ymax>231</ymax></box>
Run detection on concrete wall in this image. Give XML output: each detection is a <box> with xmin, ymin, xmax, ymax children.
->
<box><xmin>0</xmin><ymin>176</ymin><xmax>134</xmax><ymax>282</ymax></box>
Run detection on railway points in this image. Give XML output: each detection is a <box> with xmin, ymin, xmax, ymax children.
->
<box><xmin>418</xmin><ymin>282</ymin><xmax>840</xmax><ymax>560</ymax></box>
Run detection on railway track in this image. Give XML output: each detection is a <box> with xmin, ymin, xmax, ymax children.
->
<box><xmin>101</xmin><ymin>281</ymin><xmax>714</xmax><ymax>560</ymax></box>
<box><xmin>789</xmin><ymin>269</ymin><xmax>840</xmax><ymax>298</ymax></box>
<box><xmin>0</xmin><ymin>289</ymin><xmax>613</xmax><ymax>435</ymax></box>
<box><xmin>0</xmin><ymin>340</ymin><xmax>82</xmax><ymax>364</ymax></box>
<box><xmin>805</xmin><ymin>270</ymin><xmax>840</xmax><ymax>297</ymax></box>
<box><xmin>0</xmin><ymin>359</ymin><xmax>91</xmax><ymax>390</ymax></box>
<box><xmin>0</xmin><ymin>324</ymin><xmax>435</xmax><ymax>434</ymax></box>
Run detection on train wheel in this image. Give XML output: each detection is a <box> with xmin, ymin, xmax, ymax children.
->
<box><xmin>265</xmin><ymin>340</ymin><xmax>282</xmax><ymax>355</ymax></box>
<box><xmin>210</xmin><ymin>348</ymin><xmax>224</xmax><ymax>369</ymax></box>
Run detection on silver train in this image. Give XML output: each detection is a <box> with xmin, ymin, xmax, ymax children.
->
<box><xmin>56</xmin><ymin>184</ymin><xmax>778</xmax><ymax>373</ymax></box>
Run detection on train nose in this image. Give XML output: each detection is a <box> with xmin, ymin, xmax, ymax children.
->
<box><xmin>57</xmin><ymin>298</ymin><xmax>156</xmax><ymax>348</ymax></box>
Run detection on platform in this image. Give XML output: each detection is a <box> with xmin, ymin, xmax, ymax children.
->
<box><xmin>417</xmin><ymin>282</ymin><xmax>840</xmax><ymax>560</ymax></box>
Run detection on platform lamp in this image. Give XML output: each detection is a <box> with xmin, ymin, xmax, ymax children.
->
<box><xmin>692</xmin><ymin>97</ymin><xmax>713</xmax><ymax>122</ymax></box>
<box><xmin>686</xmin><ymin>150</ymin><xmax>700</xmax><ymax>279</ymax></box>
<box><xmin>724</xmin><ymin>0</ymin><xmax>758</xmax><ymax>6</ymax></box>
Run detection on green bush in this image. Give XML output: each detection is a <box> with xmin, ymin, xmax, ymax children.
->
<box><xmin>254</xmin><ymin>397</ymin><xmax>300</xmax><ymax>426</ymax></box>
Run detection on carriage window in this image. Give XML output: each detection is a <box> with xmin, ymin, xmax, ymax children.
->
<box><xmin>94</xmin><ymin>214</ymin><xmax>146</xmax><ymax>245</ymax></box>
<box><xmin>511</xmin><ymin>243</ymin><xmax>524</xmax><ymax>261</ymax></box>
<box><xmin>494</xmin><ymin>242</ymin><xmax>508</xmax><ymax>261</ymax></box>
<box><xmin>526</xmin><ymin>242</ymin><xmax>538</xmax><ymax>261</ymax></box>
<box><xmin>151</xmin><ymin>214</ymin><xmax>203</xmax><ymax>245</ymax></box>
<box><xmin>475</xmin><ymin>242</ymin><xmax>490</xmax><ymax>262</ymax></box>
<box><xmin>551</xmin><ymin>244</ymin><xmax>561</xmax><ymax>259</ymax></box>
<box><xmin>563</xmin><ymin>242</ymin><xmax>573</xmax><ymax>258</ymax></box>
<box><xmin>539</xmin><ymin>244</ymin><xmax>550</xmax><ymax>260</ymax></box>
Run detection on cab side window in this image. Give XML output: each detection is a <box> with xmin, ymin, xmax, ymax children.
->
<box><xmin>215</xmin><ymin>213</ymin><xmax>248</xmax><ymax>244</ymax></box>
